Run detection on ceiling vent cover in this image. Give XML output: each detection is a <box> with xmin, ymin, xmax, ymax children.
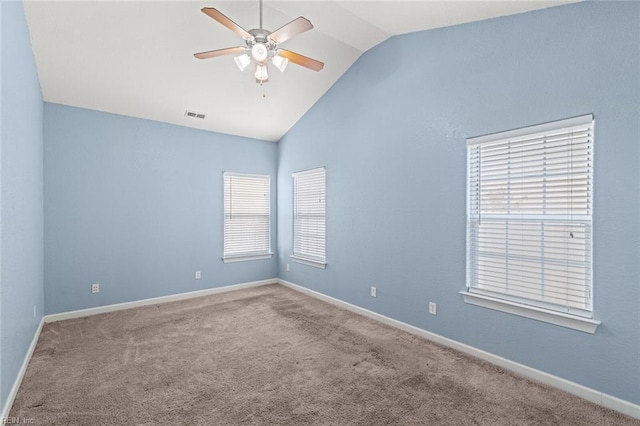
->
<box><xmin>185</xmin><ymin>110</ymin><xmax>206</xmax><ymax>119</ymax></box>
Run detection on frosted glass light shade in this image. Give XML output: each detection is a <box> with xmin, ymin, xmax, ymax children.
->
<box><xmin>251</xmin><ymin>43</ymin><xmax>268</xmax><ymax>62</ymax></box>
<box><xmin>234</xmin><ymin>54</ymin><xmax>251</xmax><ymax>71</ymax></box>
<box><xmin>255</xmin><ymin>64</ymin><xmax>268</xmax><ymax>81</ymax></box>
<box><xmin>271</xmin><ymin>55</ymin><xmax>288</xmax><ymax>72</ymax></box>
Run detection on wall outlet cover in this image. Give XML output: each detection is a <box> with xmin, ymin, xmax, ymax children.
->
<box><xmin>429</xmin><ymin>302</ymin><xmax>437</xmax><ymax>315</ymax></box>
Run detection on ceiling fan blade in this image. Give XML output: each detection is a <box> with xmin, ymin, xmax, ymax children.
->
<box><xmin>278</xmin><ymin>49</ymin><xmax>324</xmax><ymax>72</ymax></box>
<box><xmin>268</xmin><ymin>17</ymin><xmax>313</xmax><ymax>44</ymax></box>
<box><xmin>201</xmin><ymin>7</ymin><xmax>252</xmax><ymax>40</ymax></box>
<box><xmin>194</xmin><ymin>46</ymin><xmax>246</xmax><ymax>60</ymax></box>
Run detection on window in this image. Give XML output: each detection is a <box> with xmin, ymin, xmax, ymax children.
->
<box><xmin>291</xmin><ymin>167</ymin><xmax>326</xmax><ymax>268</ymax></box>
<box><xmin>223</xmin><ymin>172</ymin><xmax>272</xmax><ymax>262</ymax></box>
<box><xmin>463</xmin><ymin>115</ymin><xmax>599</xmax><ymax>333</ymax></box>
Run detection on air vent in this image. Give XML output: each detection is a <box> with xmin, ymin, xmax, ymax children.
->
<box><xmin>185</xmin><ymin>110</ymin><xmax>206</xmax><ymax>120</ymax></box>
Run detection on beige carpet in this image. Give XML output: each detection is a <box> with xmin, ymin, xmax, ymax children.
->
<box><xmin>10</xmin><ymin>284</ymin><xmax>639</xmax><ymax>425</ymax></box>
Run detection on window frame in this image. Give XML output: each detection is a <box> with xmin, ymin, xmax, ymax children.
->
<box><xmin>461</xmin><ymin>115</ymin><xmax>600</xmax><ymax>333</ymax></box>
<box><xmin>222</xmin><ymin>172</ymin><xmax>272</xmax><ymax>263</ymax></box>
<box><xmin>291</xmin><ymin>167</ymin><xmax>327</xmax><ymax>269</ymax></box>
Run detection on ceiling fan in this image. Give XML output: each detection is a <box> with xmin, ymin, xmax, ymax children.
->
<box><xmin>194</xmin><ymin>1</ymin><xmax>324</xmax><ymax>84</ymax></box>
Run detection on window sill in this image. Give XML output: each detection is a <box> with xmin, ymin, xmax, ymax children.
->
<box><xmin>290</xmin><ymin>255</ymin><xmax>326</xmax><ymax>269</ymax></box>
<box><xmin>222</xmin><ymin>253</ymin><xmax>273</xmax><ymax>264</ymax></box>
<box><xmin>459</xmin><ymin>291</ymin><xmax>600</xmax><ymax>334</ymax></box>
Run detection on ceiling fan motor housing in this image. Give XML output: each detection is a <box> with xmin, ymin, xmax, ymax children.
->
<box><xmin>247</xmin><ymin>29</ymin><xmax>276</xmax><ymax>63</ymax></box>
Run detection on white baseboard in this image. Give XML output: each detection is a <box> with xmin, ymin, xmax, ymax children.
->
<box><xmin>277</xmin><ymin>278</ymin><xmax>640</xmax><ymax>420</ymax></box>
<box><xmin>45</xmin><ymin>279</ymin><xmax>277</xmax><ymax>323</ymax></box>
<box><xmin>2</xmin><ymin>279</ymin><xmax>277</xmax><ymax>419</ymax></box>
<box><xmin>1</xmin><ymin>317</ymin><xmax>45</xmax><ymax>420</ymax></box>
<box><xmin>5</xmin><ymin>278</ymin><xmax>638</xmax><ymax>421</ymax></box>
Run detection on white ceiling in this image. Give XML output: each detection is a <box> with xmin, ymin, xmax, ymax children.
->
<box><xmin>24</xmin><ymin>1</ymin><xmax>571</xmax><ymax>142</ymax></box>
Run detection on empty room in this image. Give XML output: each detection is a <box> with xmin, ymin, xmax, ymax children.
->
<box><xmin>1</xmin><ymin>0</ymin><xmax>639</xmax><ymax>424</ymax></box>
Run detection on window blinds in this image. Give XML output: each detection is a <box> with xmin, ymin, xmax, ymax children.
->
<box><xmin>223</xmin><ymin>173</ymin><xmax>271</xmax><ymax>260</ymax></box>
<box><xmin>467</xmin><ymin>115</ymin><xmax>593</xmax><ymax>317</ymax></box>
<box><xmin>293</xmin><ymin>167</ymin><xmax>326</xmax><ymax>265</ymax></box>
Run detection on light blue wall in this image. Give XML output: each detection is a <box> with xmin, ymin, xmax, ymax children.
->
<box><xmin>4</xmin><ymin>0</ymin><xmax>639</xmax><ymax>413</ymax></box>
<box><xmin>44</xmin><ymin>104</ymin><xmax>278</xmax><ymax>314</ymax></box>
<box><xmin>277</xmin><ymin>1</ymin><xmax>640</xmax><ymax>404</ymax></box>
<box><xmin>0</xmin><ymin>0</ymin><xmax>45</xmax><ymax>409</ymax></box>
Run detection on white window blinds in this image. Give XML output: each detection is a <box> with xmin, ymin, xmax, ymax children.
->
<box><xmin>223</xmin><ymin>172</ymin><xmax>271</xmax><ymax>261</ymax></box>
<box><xmin>466</xmin><ymin>115</ymin><xmax>594</xmax><ymax>317</ymax></box>
<box><xmin>292</xmin><ymin>167</ymin><xmax>326</xmax><ymax>267</ymax></box>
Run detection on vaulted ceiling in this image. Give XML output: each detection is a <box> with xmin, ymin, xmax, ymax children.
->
<box><xmin>24</xmin><ymin>1</ymin><xmax>571</xmax><ymax>142</ymax></box>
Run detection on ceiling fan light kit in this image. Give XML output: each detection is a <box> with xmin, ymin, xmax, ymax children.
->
<box><xmin>194</xmin><ymin>0</ymin><xmax>324</xmax><ymax>86</ymax></box>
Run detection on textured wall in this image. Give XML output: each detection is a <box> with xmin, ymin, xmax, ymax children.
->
<box><xmin>5</xmin><ymin>0</ymin><xmax>640</xmax><ymax>413</ymax></box>
<box><xmin>277</xmin><ymin>2</ymin><xmax>640</xmax><ymax>404</ymax></box>
<box><xmin>1</xmin><ymin>0</ymin><xmax>45</xmax><ymax>409</ymax></box>
<box><xmin>44</xmin><ymin>104</ymin><xmax>278</xmax><ymax>314</ymax></box>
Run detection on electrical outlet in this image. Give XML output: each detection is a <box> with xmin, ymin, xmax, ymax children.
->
<box><xmin>370</xmin><ymin>286</ymin><xmax>377</xmax><ymax>298</ymax></box>
<box><xmin>429</xmin><ymin>302</ymin><xmax>437</xmax><ymax>315</ymax></box>
<box><xmin>286</xmin><ymin>263</ymin><xmax>290</xmax><ymax>272</ymax></box>
<box><xmin>195</xmin><ymin>271</ymin><xmax>201</xmax><ymax>280</ymax></box>
<box><xmin>91</xmin><ymin>283</ymin><xmax>100</xmax><ymax>294</ymax></box>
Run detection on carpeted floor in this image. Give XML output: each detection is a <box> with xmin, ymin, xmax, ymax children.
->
<box><xmin>10</xmin><ymin>284</ymin><xmax>639</xmax><ymax>425</ymax></box>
